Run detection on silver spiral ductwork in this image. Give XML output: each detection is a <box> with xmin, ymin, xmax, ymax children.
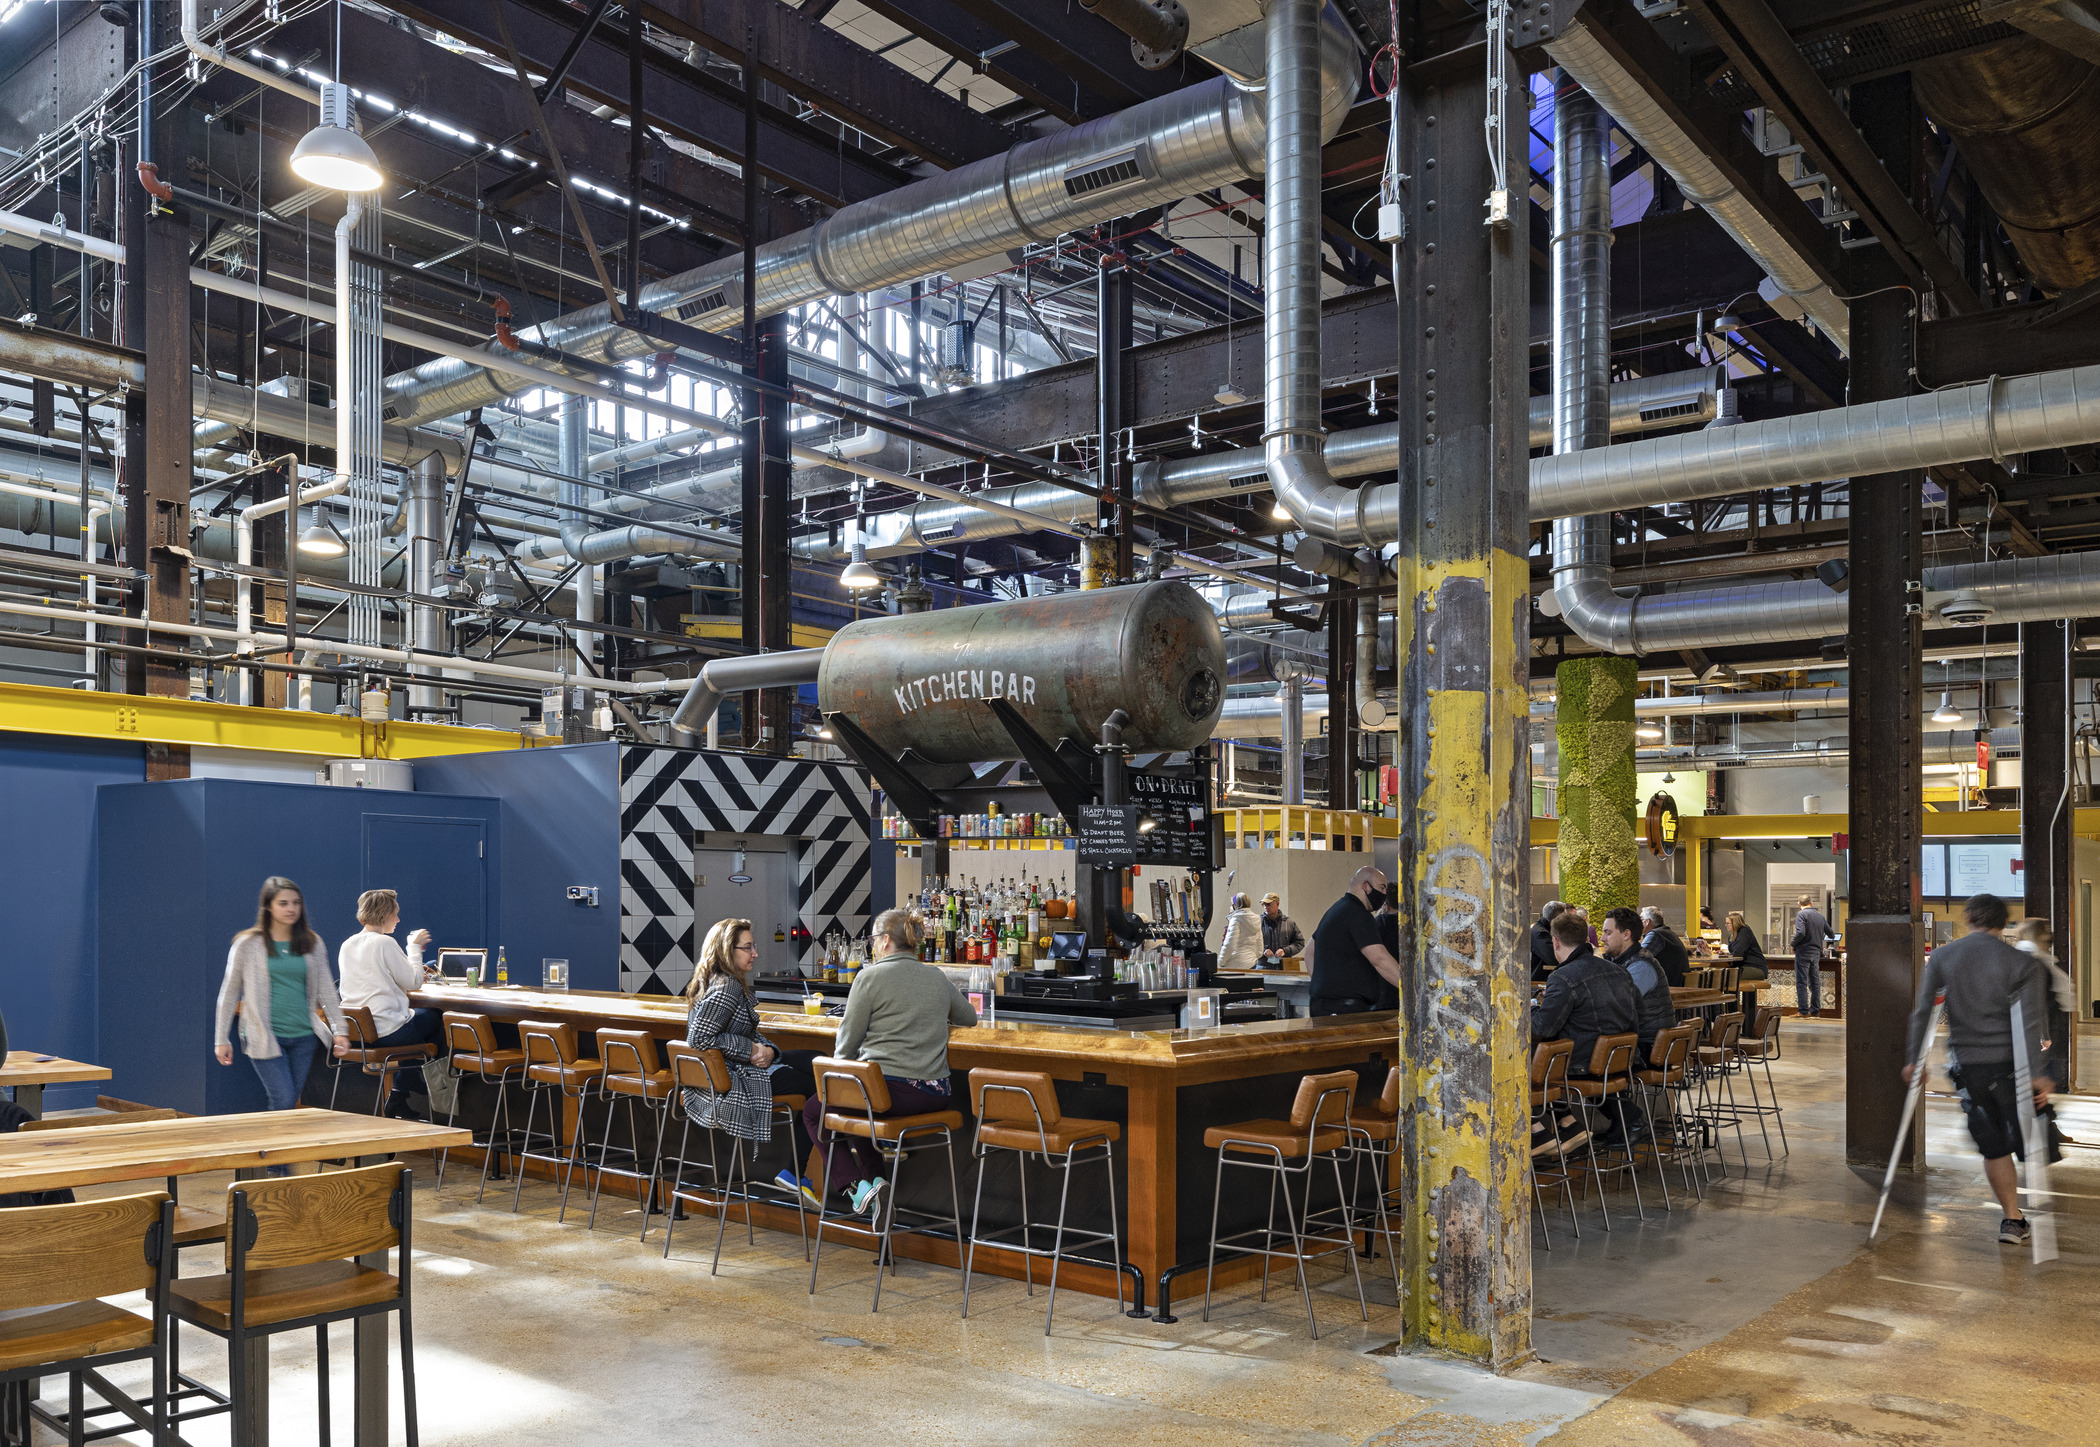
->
<box><xmin>378</xmin><ymin>18</ymin><xmax>1360</xmax><ymax>430</ymax></box>
<box><xmin>1549</xmin><ymin>74</ymin><xmax>1618</xmax><ymax>658</ymax></box>
<box><xmin>1543</xmin><ymin>18</ymin><xmax>1850</xmax><ymax>352</ymax></box>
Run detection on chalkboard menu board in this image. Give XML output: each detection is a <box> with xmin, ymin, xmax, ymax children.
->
<box><xmin>1076</xmin><ymin>804</ymin><xmax>1138</xmax><ymax>866</ymax></box>
<box><xmin>1129</xmin><ymin>770</ymin><xmax>1213</xmax><ymax>867</ymax></box>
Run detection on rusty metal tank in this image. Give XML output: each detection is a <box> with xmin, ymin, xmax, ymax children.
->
<box><xmin>816</xmin><ymin>580</ymin><xmax>1226</xmax><ymax>763</ymax></box>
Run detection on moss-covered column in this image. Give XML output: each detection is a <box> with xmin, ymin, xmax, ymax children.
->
<box><xmin>1555</xmin><ymin>656</ymin><xmax>1638</xmax><ymax>918</ymax></box>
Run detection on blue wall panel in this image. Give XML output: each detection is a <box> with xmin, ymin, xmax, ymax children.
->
<box><xmin>413</xmin><ymin>742</ymin><xmax>621</xmax><ymax>992</ymax></box>
<box><xmin>97</xmin><ymin>780</ymin><xmax>500</xmax><ymax>1115</ymax></box>
<box><xmin>0</xmin><ymin>735</ymin><xmax>144</xmax><ymax>1110</ymax></box>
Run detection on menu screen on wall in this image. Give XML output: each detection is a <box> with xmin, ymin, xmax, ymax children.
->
<box><xmin>1946</xmin><ymin>842</ymin><xmax>2022</xmax><ymax>900</ymax></box>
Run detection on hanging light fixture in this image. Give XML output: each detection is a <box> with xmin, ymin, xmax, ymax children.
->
<box><xmin>1931</xmin><ymin>691</ymin><xmax>1963</xmax><ymax>724</ymax></box>
<box><xmin>297</xmin><ymin>517</ymin><xmax>347</xmax><ymax>557</ymax></box>
<box><xmin>1661</xmin><ymin>770</ymin><xmax>1677</xmax><ymax>784</ymax></box>
<box><xmin>1271</xmin><ymin>496</ymin><xmax>1291</xmax><ymax>521</ymax></box>
<box><xmin>1635</xmin><ymin>719</ymin><xmax>1665</xmax><ymax>741</ymax></box>
<box><xmin>840</xmin><ymin>541</ymin><xmax>881</xmax><ymax>589</ymax></box>
<box><xmin>291</xmin><ymin>81</ymin><xmax>383</xmax><ymax>192</ymax></box>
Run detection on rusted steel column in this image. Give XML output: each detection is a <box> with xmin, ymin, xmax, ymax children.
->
<box><xmin>1391</xmin><ymin>32</ymin><xmax>1533</xmax><ymax>1365</ymax></box>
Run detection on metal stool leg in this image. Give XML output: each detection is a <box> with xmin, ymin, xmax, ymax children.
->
<box><xmin>1200</xmin><ymin>1147</ymin><xmax>1226</xmax><ymax>1322</ymax></box>
<box><xmin>1328</xmin><ymin>1153</ymin><xmax>1367</xmax><ymax>1321</ymax></box>
<box><xmin>961</xmin><ymin>1147</ymin><xmax>989</xmax><ymax>1319</ymax></box>
<box><xmin>510</xmin><ymin>1084</ymin><xmax>542</xmax><ymax>1214</ymax></box>
<box><xmin>1044</xmin><ymin>1146</ymin><xmax>1075</xmax><ymax>1335</ymax></box>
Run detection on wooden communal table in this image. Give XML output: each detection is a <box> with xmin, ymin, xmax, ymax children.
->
<box><xmin>415</xmin><ymin>984</ymin><xmax>1399</xmax><ymax>1314</ymax></box>
<box><xmin>0</xmin><ymin>1109</ymin><xmax>467</xmax><ymax>1447</ymax></box>
<box><xmin>1</xmin><ymin>1051</ymin><xmax>112</xmax><ymax>1118</ymax></box>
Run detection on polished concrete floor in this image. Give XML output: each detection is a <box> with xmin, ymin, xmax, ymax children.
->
<box><xmin>31</xmin><ymin>1021</ymin><xmax>2098</xmax><ymax>1445</ymax></box>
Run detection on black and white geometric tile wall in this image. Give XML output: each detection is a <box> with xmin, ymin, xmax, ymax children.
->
<box><xmin>618</xmin><ymin>745</ymin><xmax>873</xmax><ymax>995</ymax></box>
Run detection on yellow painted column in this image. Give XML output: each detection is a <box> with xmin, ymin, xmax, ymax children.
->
<box><xmin>1684</xmin><ymin>835</ymin><xmax>1704</xmax><ymax>935</ymax></box>
<box><xmin>1389</xmin><ymin>42</ymin><xmax>1532</xmax><ymax>1368</ymax></box>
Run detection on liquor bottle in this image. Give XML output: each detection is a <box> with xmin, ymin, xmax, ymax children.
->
<box><xmin>496</xmin><ymin>946</ymin><xmax>508</xmax><ymax>985</ymax></box>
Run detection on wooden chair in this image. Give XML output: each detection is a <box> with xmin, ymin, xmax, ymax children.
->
<box><xmin>807</xmin><ymin>1056</ymin><xmax>965</xmax><ymax>1312</ymax></box>
<box><xmin>164</xmin><ymin>1163</ymin><xmax>420</xmax><ymax>1447</ymax></box>
<box><xmin>22</xmin><ymin>1105</ymin><xmax>233</xmax><ymax>1433</ymax></box>
<box><xmin>512</xmin><ymin>1020</ymin><xmax>605</xmax><ymax>1222</ymax></box>
<box><xmin>1528</xmin><ymin>1040</ymin><xmax>1579</xmax><ymax>1247</ymax></box>
<box><xmin>437</xmin><ymin>1012</ymin><xmax>527</xmax><ymax>1203</ymax></box>
<box><xmin>1200</xmin><ymin>1070</ymin><xmax>1367</xmax><ymax>1340</ymax></box>
<box><xmin>1564</xmin><ymin>1033</ymin><xmax>1646</xmax><ymax>1227</ymax></box>
<box><xmin>961</xmin><ymin>1068</ymin><xmax>1125</xmax><ymax>1334</ymax></box>
<box><xmin>586</xmin><ymin>1029</ymin><xmax>676</xmax><ymax>1232</ymax></box>
<box><xmin>1632</xmin><ymin>1023</ymin><xmax>1705</xmax><ymax>1207</ymax></box>
<box><xmin>0</xmin><ymin>1191</ymin><xmax>175</xmax><ymax>1447</ymax></box>
<box><xmin>655</xmin><ymin>1042</ymin><xmax>810</xmax><ymax>1269</ymax></box>
<box><xmin>329</xmin><ymin>1006</ymin><xmax>439</xmax><ymax>1116</ymax></box>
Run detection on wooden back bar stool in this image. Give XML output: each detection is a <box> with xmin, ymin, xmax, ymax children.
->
<box><xmin>329</xmin><ymin>1006</ymin><xmax>439</xmax><ymax>1116</ymax></box>
<box><xmin>437</xmin><ymin>1011</ymin><xmax>527</xmax><ymax>1202</ymax></box>
<box><xmin>807</xmin><ymin>1057</ymin><xmax>965</xmax><ymax>1313</ymax></box>
<box><xmin>960</xmin><ymin>1068</ymin><xmax>1125</xmax><ymax>1334</ymax></box>
<box><xmin>1633</xmin><ymin>1022</ymin><xmax>1704</xmax><ymax>1206</ymax></box>
<box><xmin>0</xmin><ymin>1192</ymin><xmax>175</xmax><ymax>1447</ymax></box>
<box><xmin>655</xmin><ymin>1042</ymin><xmax>811</xmax><ymax>1269</ymax></box>
<box><xmin>1694</xmin><ymin>1011</ymin><xmax>1751</xmax><ymax>1170</ymax></box>
<box><xmin>1331</xmin><ymin>1067</ymin><xmax>1401</xmax><ymax>1293</ymax></box>
<box><xmin>512</xmin><ymin>1020</ymin><xmax>605</xmax><ymax>1222</ymax></box>
<box><xmin>1731</xmin><ymin>1007</ymin><xmax>1789</xmax><ymax>1160</ymax></box>
<box><xmin>586</xmin><ymin>1029</ymin><xmax>675</xmax><ymax>1232</ymax></box>
<box><xmin>1529</xmin><ymin>1039</ymin><xmax>1579</xmax><ymax>1247</ymax></box>
<box><xmin>1200</xmin><ymin>1070</ymin><xmax>1367</xmax><ymax>1340</ymax></box>
<box><xmin>1564</xmin><ymin>1032</ymin><xmax>1646</xmax><ymax>1227</ymax></box>
<box><xmin>164</xmin><ymin>1163</ymin><xmax>419</xmax><ymax>1447</ymax></box>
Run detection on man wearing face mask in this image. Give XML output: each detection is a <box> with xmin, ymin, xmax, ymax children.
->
<box><xmin>1308</xmin><ymin>865</ymin><xmax>1403</xmax><ymax>1016</ymax></box>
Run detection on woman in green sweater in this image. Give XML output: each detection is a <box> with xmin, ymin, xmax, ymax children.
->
<box><xmin>214</xmin><ymin>877</ymin><xmax>349</xmax><ymax>1137</ymax></box>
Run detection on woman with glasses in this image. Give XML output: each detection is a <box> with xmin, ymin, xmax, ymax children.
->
<box><xmin>684</xmin><ymin>917</ymin><xmax>822</xmax><ymax>1202</ymax></box>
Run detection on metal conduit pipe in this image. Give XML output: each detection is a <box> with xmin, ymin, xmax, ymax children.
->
<box><xmin>1355</xmin><ymin>548</ymin><xmax>1389</xmax><ymax>729</ymax></box>
<box><xmin>667</xmin><ymin>648</ymin><xmax>829</xmax><ymax>735</ymax></box>
<box><xmin>1529</xmin><ymin>687</ymin><xmax>1848</xmax><ymax>719</ymax></box>
<box><xmin>1550</xmin><ymin>73</ymin><xmax>1620</xmax><ymax>657</ymax></box>
<box><xmin>373</xmin><ymin>20</ymin><xmax>1359</xmax><ymax>428</ymax></box>
<box><xmin>407</xmin><ymin>454</ymin><xmax>449</xmax><ymax>712</ymax></box>
<box><xmin>1525</xmin><ymin>368</ymin><xmax>1723</xmax><ymax>449</ymax></box>
<box><xmin>1543</xmin><ymin>17</ymin><xmax>1850</xmax><ymax>352</ymax></box>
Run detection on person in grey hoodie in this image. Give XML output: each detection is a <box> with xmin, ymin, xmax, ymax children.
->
<box><xmin>213</xmin><ymin>878</ymin><xmax>348</xmax><ymax>1167</ymax></box>
<box><xmin>1791</xmin><ymin>894</ymin><xmax>1833</xmax><ymax>1016</ymax></box>
<box><xmin>1903</xmin><ymin>892</ymin><xmax>2052</xmax><ymax>1246</ymax></box>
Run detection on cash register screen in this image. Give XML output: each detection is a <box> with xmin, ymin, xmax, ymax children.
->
<box><xmin>1050</xmin><ymin>931</ymin><xmax>1087</xmax><ymax>962</ymax></box>
<box><xmin>436</xmin><ymin>949</ymin><xmax>486</xmax><ymax>979</ymax></box>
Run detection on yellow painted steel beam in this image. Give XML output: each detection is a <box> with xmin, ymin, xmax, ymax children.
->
<box><xmin>1533</xmin><ymin>808</ymin><xmax>2100</xmax><ymax>844</ymax></box>
<box><xmin>0</xmin><ymin>681</ymin><xmax>530</xmax><ymax>760</ymax></box>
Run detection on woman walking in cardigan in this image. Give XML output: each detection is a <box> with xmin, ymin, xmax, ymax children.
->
<box><xmin>684</xmin><ymin>917</ymin><xmax>822</xmax><ymax>1204</ymax></box>
<box><xmin>213</xmin><ymin>878</ymin><xmax>349</xmax><ymax>1158</ymax></box>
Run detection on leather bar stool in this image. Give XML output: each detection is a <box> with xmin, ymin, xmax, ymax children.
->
<box><xmin>437</xmin><ymin>1011</ymin><xmax>527</xmax><ymax>1203</ymax></box>
<box><xmin>329</xmin><ymin>1006</ymin><xmax>438</xmax><ymax>1116</ymax></box>
<box><xmin>960</xmin><ymin>1068</ymin><xmax>1124</xmax><ymax>1334</ymax></box>
<box><xmin>512</xmin><ymin>1019</ymin><xmax>605</xmax><ymax>1222</ymax></box>
<box><xmin>1632</xmin><ymin>1022</ymin><xmax>1704</xmax><ymax>1207</ymax></box>
<box><xmin>1564</xmin><ymin>1033</ymin><xmax>1645</xmax><ymax>1228</ymax></box>
<box><xmin>1731</xmin><ymin>1007</ymin><xmax>1788</xmax><ymax>1160</ymax></box>
<box><xmin>807</xmin><ymin>1057</ymin><xmax>965</xmax><ymax>1312</ymax></box>
<box><xmin>1694</xmin><ymin>1012</ymin><xmax>1751</xmax><ymax>1170</ymax></box>
<box><xmin>1334</xmin><ymin>1067</ymin><xmax>1400</xmax><ymax>1294</ymax></box>
<box><xmin>1529</xmin><ymin>1039</ymin><xmax>1579</xmax><ymax>1247</ymax></box>
<box><xmin>655</xmin><ymin>1042</ymin><xmax>810</xmax><ymax>1269</ymax></box>
<box><xmin>587</xmin><ymin>1029</ymin><xmax>675</xmax><ymax>1232</ymax></box>
<box><xmin>1200</xmin><ymin>1069</ymin><xmax>1366</xmax><ymax>1340</ymax></box>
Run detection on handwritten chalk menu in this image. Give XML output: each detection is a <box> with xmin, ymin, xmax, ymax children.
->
<box><xmin>1077</xmin><ymin>805</ymin><xmax>1139</xmax><ymax>867</ymax></box>
<box><xmin>1129</xmin><ymin>771</ymin><xmax>1212</xmax><ymax>866</ymax></box>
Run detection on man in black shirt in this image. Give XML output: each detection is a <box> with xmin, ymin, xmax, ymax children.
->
<box><xmin>1532</xmin><ymin>908</ymin><xmax>1645</xmax><ymax>1143</ymax></box>
<box><xmin>1604</xmin><ymin>907</ymin><xmax>1675</xmax><ymax>1064</ymax></box>
<box><xmin>1639</xmin><ymin>907</ymin><xmax>1691</xmax><ymax>987</ymax></box>
<box><xmin>1309</xmin><ymin>865</ymin><xmax>1402</xmax><ymax>1015</ymax></box>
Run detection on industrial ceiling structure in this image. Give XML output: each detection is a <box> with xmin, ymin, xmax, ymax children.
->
<box><xmin>0</xmin><ymin>0</ymin><xmax>2097</xmax><ymax>788</ymax></box>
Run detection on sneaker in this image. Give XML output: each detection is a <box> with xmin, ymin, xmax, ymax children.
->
<box><xmin>1999</xmin><ymin>1217</ymin><xmax>2031</xmax><ymax>1245</ymax></box>
<box><xmin>848</xmin><ymin>1177</ymin><xmax>888</xmax><ymax>1218</ymax></box>
<box><xmin>776</xmin><ymin>1169</ymin><xmax>820</xmax><ymax>1206</ymax></box>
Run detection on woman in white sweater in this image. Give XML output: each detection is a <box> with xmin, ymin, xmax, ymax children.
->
<box><xmin>338</xmin><ymin>888</ymin><xmax>440</xmax><ymax>1118</ymax></box>
<box><xmin>1216</xmin><ymin>892</ymin><xmax>1266</xmax><ymax>973</ymax></box>
<box><xmin>214</xmin><ymin>877</ymin><xmax>348</xmax><ymax>1146</ymax></box>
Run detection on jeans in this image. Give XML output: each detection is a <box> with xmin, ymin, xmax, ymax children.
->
<box><xmin>802</xmin><ymin>1075</ymin><xmax>954</xmax><ymax>1193</ymax></box>
<box><xmin>1794</xmin><ymin>957</ymin><xmax>1822</xmax><ymax>1016</ymax></box>
<box><xmin>371</xmin><ymin>1009</ymin><xmax>447</xmax><ymax>1103</ymax></box>
<box><xmin>249</xmin><ymin>1034</ymin><xmax>323</xmax><ymax>1175</ymax></box>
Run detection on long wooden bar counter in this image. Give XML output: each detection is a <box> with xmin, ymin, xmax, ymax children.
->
<box><xmin>414</xmin><ymin>984</ymin><xmax>1399</xmax><ymax>1310</ymax></box>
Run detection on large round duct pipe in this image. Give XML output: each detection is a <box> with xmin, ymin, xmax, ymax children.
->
<box><xmin>1914</xmin><ymin>35</ymin><xmax>2100</xmax><ymax>296</ymax></box>
<box><xmin>374</xmin><ymin>25</ymin><xmax>1360</xmax><ymax>430</ymax></box>
<box><xmin>816</xmin><ymin>581</ymin><xmax>1226</xmax><ymax>763</ymax></box>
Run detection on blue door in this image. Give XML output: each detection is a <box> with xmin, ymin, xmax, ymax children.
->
<box><xmin>362</xmin><ymin>814</ymin><xmax>489</xmax><ymax>952</ymax></box>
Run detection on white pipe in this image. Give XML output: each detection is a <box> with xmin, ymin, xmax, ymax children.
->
<box><xmin>827</xmin><ymin>294</ymin><xmax>886</xmax><ymax>461</ymax></box>
<box><xmin>235</xmin><ymin>469</ymin><xmax>352</xmax><ymax>706</ymax></box>
<box><xmin>180</xmin><ymin>0</ymin><xmax>322</xmax><ymax>105</ymax></box>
